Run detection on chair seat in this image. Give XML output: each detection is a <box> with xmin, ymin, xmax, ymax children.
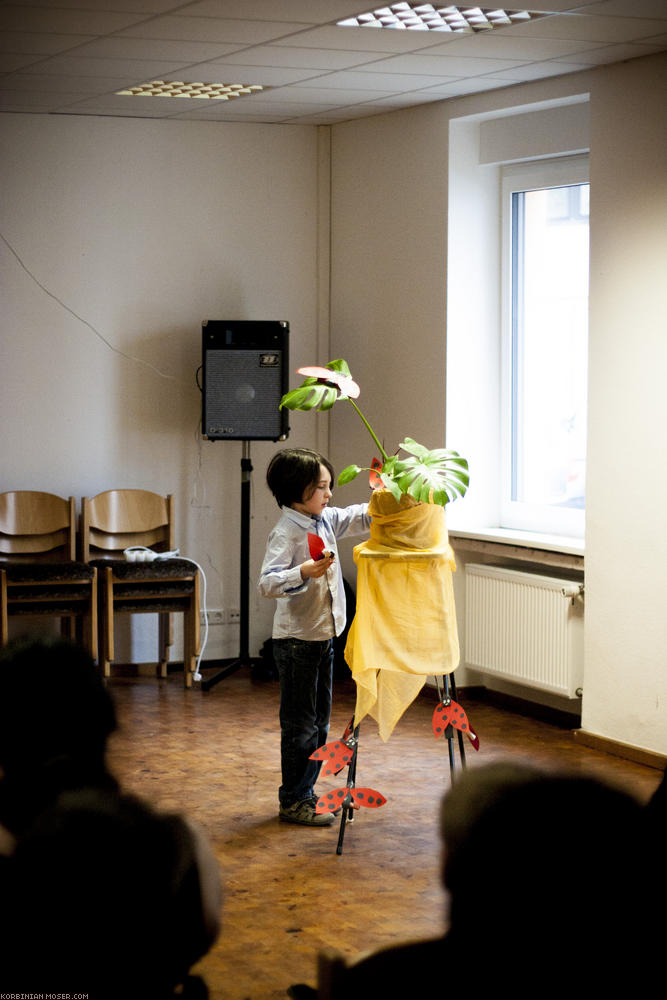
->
<box><xmin>91</xmin><ymin>558</ymin><xmax>196</xmax><ymax>582</ymax></box>
<box><xmin>3</xmin><ymin>563</ymin><xmax>96</xmax><ymax>612</ymax></box>
<box><xmin>2</xmin><ymin>561</ymin><xmax>95</xmax><ymax>583</ymax></box>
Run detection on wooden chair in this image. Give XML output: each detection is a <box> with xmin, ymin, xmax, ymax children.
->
<box><xmin>81</xmin><ymin>490</ymin><xmax>200</xmax><ymax>687</ymax></box>
<box><xmin>0</xmin><ymin>491</ymin><xmax>97</xmax><ymax>657</ymax></box>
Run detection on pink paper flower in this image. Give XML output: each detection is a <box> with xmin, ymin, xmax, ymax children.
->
<box><xmin>297</xmin><ymin>366</ymin><xmax>361</xmax><ymax>399</ymax></box>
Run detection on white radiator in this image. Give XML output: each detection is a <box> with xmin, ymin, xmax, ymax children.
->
<box><xmin>464</xmin><ymin>563</ymin><xmax>584</xmax><ymax>698</ymax></box>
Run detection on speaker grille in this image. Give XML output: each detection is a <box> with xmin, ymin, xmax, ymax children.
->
<box><xmin>205</xmin><ymin>349</ymin><xmax>284</xmax><ymax>439</ymax></box>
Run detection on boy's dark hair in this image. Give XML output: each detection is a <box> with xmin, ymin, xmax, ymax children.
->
<box><xmin>266</xmin><ymin>448</ymin><xmax>334</xmax><ymax>509</ymax></box>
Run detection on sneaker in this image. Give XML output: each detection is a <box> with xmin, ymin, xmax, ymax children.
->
<box><xmin>279</xmin><ymin>798</ymin><xmax>335</xmax><ymax>826</ymax></box>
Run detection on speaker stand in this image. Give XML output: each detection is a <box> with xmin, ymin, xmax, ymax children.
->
<box><xmin>201</xmin><ymin>441</ymin><xmax>260</xmax><ymax>691</ymax></box>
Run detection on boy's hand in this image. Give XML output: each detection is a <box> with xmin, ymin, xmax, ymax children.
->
<box><xmin>300</xmin><ymin>553</ymin><xmax>335</xmax><ymax>579</ymax></box>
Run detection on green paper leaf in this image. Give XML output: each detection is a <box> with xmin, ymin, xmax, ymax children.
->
<box><xmin>392</xmin><ymin>441</ymin><xmax>469</xmax><ymax>506</ymax></box>
<box><xmin>338</xmin><ymin>464</ymin><xmax>362</xmax><ymax>485</ymax></box>
<box><xmin>326</xmin><ymin>359</ymin><xmax>352</xmax><ymax>377</ymax></box>
<box><xmin>398</xmin><ymin>437</ymin><xmax>429</xmax><ymax>459</ymax></box>
<box><xmin>280</xmin><ymin>386</ymin><xmax>315</xmax><ymax>410</ymax></box>
<box><xmin>380</xmin><ymin>473</ymin><xmax>403</xmax><ymax>503</ymax></box>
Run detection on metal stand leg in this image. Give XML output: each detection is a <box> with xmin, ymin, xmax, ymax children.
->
<box><xmin>449</xmin><ymin>673</ymin><xmax>467</xmax><ymax>768</ymax></box>
<box><xmin>436</xmin><ymin>675</ymin><xmax>468</xmax><ymax>778</ymax></box>
<box><xmin>336</xmin><ymin>723</ymin><xmax>360</xmax><ymax>856</ymax></box>
<box><xmin>202</xmin><ymin>442</ymin><xmax>261</xmax><ymax>690</ymax></box>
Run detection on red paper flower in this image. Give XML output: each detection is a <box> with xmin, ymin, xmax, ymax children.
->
<box><xmin>307</xmin><ymin>532</ymin><xmax>326</xmax><ymax>561</ymax></box>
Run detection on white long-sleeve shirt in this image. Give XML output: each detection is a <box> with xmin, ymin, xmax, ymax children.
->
<box><xmin>258</xmin><ymin>503</ymin><xmax>370</xmax><ymax>640</ymax></box>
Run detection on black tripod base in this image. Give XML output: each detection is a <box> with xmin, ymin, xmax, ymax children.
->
<box><xmin>200</xmin><ymin>656</ymin><xmax>263</xmax><ymax>691</ymax></box>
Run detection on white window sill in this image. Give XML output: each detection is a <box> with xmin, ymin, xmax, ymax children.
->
<box><xmin>448</xmin><ymin>526</ymin><xmax>584</xmax><ymax>570</ymax></box>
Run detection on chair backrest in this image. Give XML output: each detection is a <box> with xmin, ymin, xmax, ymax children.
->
<box><xmin>81</xmin><ymin>490</ymin><xmax>174</xmax><ymax>560</ymax></box>
<box><xmin>0</xmin><ymin>491</ymin><xmax>76</xmax><ymax>562</ymax></box>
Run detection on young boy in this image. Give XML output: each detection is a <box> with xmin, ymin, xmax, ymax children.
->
<box><xmin>259</xmin><ymin>448</ymin><xmax>370</xmax><ymax>827</ymax></box>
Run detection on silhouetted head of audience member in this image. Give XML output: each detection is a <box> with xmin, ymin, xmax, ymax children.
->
<box><xmin>440</xmin><ymin>762</ymin><xmax>653</xmax><ymax>991</ymax></box>
<box><xmin>6</xmin><ymin>786</ymin><xmax>213</xmax><ymax>998</ymax></box>
<box><xmin>0</xmin><ymin>637</ymin><xmax>117</xmax><ymax>833</ymax></box>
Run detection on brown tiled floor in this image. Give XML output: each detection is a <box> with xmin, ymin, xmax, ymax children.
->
<box><xmin>105</xmin><ymin>671</ymin><xmax>662</xmax><ymax>1000</ymax></box>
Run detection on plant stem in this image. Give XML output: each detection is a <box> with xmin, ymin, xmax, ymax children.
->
<box><xmin>348</xmin><ymin>398</ymin><xmax>389</xmax><ymax>462</ymax></box>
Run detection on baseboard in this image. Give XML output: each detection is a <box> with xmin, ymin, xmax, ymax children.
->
<box><xmin>574</xmin><ymin>729</ymin><xmax>666</xmax><ymax>771</ymax></box>
<box><xmin>105</xmin><ymin>661</ymin><xmax>184</xmax><ymax>678</ymax></box>
<box><xmin>440</xmin><ymin>684</ymin><xmax>582</xmax><ymax>730</ymax></box>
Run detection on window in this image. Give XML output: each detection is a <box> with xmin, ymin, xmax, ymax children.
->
<box><xmin>446</xmin><ymin>107</ymin><xmax>590</xmax><ymax>547</ymax></box>
<box><xmin>500</xmin><ymin>157</ymin><xmax>589</xmax><ymax>537</ymax></box>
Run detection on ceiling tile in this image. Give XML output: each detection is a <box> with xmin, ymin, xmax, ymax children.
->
<box><xmin>269</xmin><ymin>24</ymin><xmax>452</xmax><ymax>53</ymax></box>
<box><xmin>575</xmin><ymin>1</ymin><xmax>667</xmax><ymax>17</ymax></box>
<box><xmin>417</xmin><ymin>76</ymin><xmax>519</xmax><ymax>96</ymax></box>
<box><xmin>0</xmin><ymin>72</ymin><xmax>131</xmax><ymax>93</ymax></box>
<box><xmin>176</xmin><ymin>61</ymin><xmax>318</xmax><ymax>85</ymax></box>
<box><xmin>363</xmin><ymin>53</ymin><xmax>530</xmax><ymax>76</ymax></box>
<box><xmin>0</xmin><ymin>31</ymin><xmax>95</xmax><ymax>55</ymax></box>
<box><xmin>419</xmin><ymin>33</ymin><xmax>605</xmax><ymax>61</ymax></box>
<box><xmin>491</xmin><ymin>13</ymin><xmax>667</xmax><ymax>43</ymax></box>
<box><xmin>199</xmin><ymin>44</ymin><xmax>385</xmax><ymax>70</ymax></box>
<box><xmin>554</xmin><ymin>40</ymin><xmax>667</xmax><ymax>64</ymax></box>
<box><xmin>0</xmin><ymin>89</ymin><xmax>81</xmax><ymax>110</ymax></box>
<box><xmin>0</xmin><ymin>52</ymin><xmax>44</xmax><ymax>72</ymax></box>
<box><xmin>67</xmin><ymin>37</ymin><xmax>243</xmax><ymax>63</ymax></box>
<box><xmin>122</xmin><ymin>17</ymin><xmax>312</xmax><ymax>45</ymax></box>
<box><xmin>21</xmin><ymin>54</ymin><xmax>191</xmax><ymax>77</ymax></box>
<box><xmin>0</xmin><ymin>6</ymin><xmax>150</xmax><ymax>34</ymax></box>
<box><xmin>256</xmin><ymin>85</ymin><xmax>389</xmax><ymax>104</ymax></box>
<box><xmin>294</xmin><ymin>69</ymin><xmax>460</xmax><ymax>90</ymax></box>
<box><xmin>3</xmin><ymin>0</ymin><xmax>183</xmax><ymax>10</ymax></box>
<box><xmin>487</xmin><ymin>60</ymin><xmax>592</xmax><ymax>82</ymax></box>
<box><xmin>179</xmin><ymin>1</ymin><xmax>362</xmax><ymax>20</ymax></box>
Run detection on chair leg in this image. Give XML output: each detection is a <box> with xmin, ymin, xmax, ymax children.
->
<box><xmin>183</xmin><ymin>570</ymin><xmax>201</xmax><ymax>689</ymax></box>
<box><xmin>193</xmin><ymin>570</ymin><xmax>201</xmax><ymax>659</ymax></box>
<box><xmin>60</xmin><ymin>616</ymin><xmax>76</xmax><ymax>642</ymax></box>
<box><xmin>89</xmin><ymin>568</ymin><xmax>98</xmax><ymax>662</ymax></box>
<box><xmin>0</xmin><ymin>570</ymin><xmax>8</xmax><ymax>647</ymax></box>
<box><xmin>158</xmin><ymin>612</ymin><xmax>170</xmax><ymax>678</ymax></box>
<box><xmin>101</xmin><ymin>567</ymin><xmax>114</xmax><ymax>677</ymax></box>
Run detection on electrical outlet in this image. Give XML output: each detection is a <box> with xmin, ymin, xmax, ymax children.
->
<box><xmin>228</xmin><ymin>608</ymin><xmax>241</xmax><ymax>625</ymax></box>
<box><xmin>202</xmin><ymin>609</ymin><xmax>224</xmax><ymax>626</ymax></box>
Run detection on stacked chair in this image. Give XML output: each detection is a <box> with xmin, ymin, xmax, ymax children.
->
<box><xmin>0</xmin><ymin>491</ymin><xmax>97</xmax><ymax>656</ymax></box>
<box><xmin>81</xmin><ymin>489</ymin><xmax>200</xmax><ymax>687</ymax></box>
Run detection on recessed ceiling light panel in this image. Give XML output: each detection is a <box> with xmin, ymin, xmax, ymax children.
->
<box><xmin>116</xmin><ymin>81</ymin><xmax>266</xmax><ymax>100</ymax></box>
<box><xmin>337</xmin><ymin>4</ymin><xmax>550</xmax><ymax>33</ymax></box>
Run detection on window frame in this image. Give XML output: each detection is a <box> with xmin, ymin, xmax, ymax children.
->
<box><xmin>499</xmin><ymin>155</ymin><xmax>590</xmax><ymax>538</ymax></box>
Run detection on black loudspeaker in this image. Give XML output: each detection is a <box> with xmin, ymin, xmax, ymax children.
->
<box><xmin>202</xmin><ymin>320</ymin><xmax>289</xmax><ymax>441</ymax></box>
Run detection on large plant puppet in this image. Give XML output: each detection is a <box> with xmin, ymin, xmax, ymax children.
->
<box><xmin>280</xmin><ymin>358</ymin><xmax>469</xmax><ymax>505</ymax></box>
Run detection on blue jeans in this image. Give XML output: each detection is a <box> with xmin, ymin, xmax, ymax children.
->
<box><xmin>273</xmin><ymin>637</ymin><xmax>333</xmax><ymax>807</ymax></box>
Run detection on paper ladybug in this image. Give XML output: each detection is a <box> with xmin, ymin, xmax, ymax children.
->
<box><xmin>310</xmin><ymin>739</ymin><xmax>355</xmax><ymax>777</ymax></box>
<box><xmin>315</xmin><ymin>787</ymin><xmax>387</xmax><ymax>814</ymax></box>
<box><xmin>432</xmin><ymin>698</ymin><xmax>479</xmax><ymax>751</ymax></box>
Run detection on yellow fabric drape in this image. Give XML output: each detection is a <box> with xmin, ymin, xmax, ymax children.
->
<box><xmin>345</xmin><ymin>491</ymin><xmax>459</xmax><ymax>742</ymax></box>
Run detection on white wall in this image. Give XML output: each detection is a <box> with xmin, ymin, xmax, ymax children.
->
<box><xmin>583</xmin><ymin>54</ymin><xmax>667</xmax><ymax>753</ymax></box>
<box><xmin>329</xmin><ymin>54</ymin><xmax>667</xmax><ymax>756</ymax></box>
<box><xmin>329</xmin><ymin>103</ymin><xmax>449</xmax><ymax>573</ymax></box>
<box><xmin>0</xmin><ymin>113</ymin><xmax>322</xmax><ymax>660</ymax></box>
